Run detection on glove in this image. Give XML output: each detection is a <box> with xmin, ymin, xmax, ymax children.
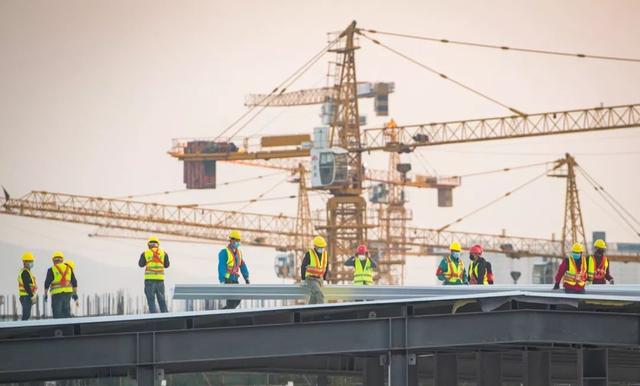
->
<box><xmin>30</xmin><ymin>295</ymin><xmax>37</xmax><ymax>304</ymax></box>
<box><xmin>553</xmin><ymin>282</ymin><xmax>560</xmax><ymax>290</ymax></box>
<box><xmin>609</xmin><ymin>279</ymin><xmax>615</xmax><ymax>285</ymax></box>
<box><xmin>245</xmin><ymin>279</ymin><xmax>250</xmax><ymax>284</ymax></box>
<box><xmin>72</xmin><ymin>294</ymin><xmax>79</xmax><ymax>301</ymax></box>
<box><xmin>44</xmin><ymin>294</ymin><xmax>48</xmax><ymax>302</ymax></box>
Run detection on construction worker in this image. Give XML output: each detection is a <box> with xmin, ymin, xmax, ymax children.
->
<box><xmin>467</xmin><ymin>244</ymin><xmax>494</xmax><ymax>285</ymax></box>
<box><xmin>218</xmin><ymin>230</ymin><xmax>250</xmax><ymax>309</ymax></box>
<box><xmin>553</xmin><ymin>243</ymin><xmax>590</xmax><ymax>294</ymax></box>
<box><xmin>344</xmin><ymin>244</ymin><xmax>376</xmax><ymax>285</ymax></box>
<box><xmin>139</xmin><ymin>236</ymin><xmax>170</xmax><ymax>313</ymax></box>
<box><xmin>18</xmin><ymin>252</ymin><xmax>38</xmax><ymax>320</ymax></box>
<box><xmin>44</xmin><ymin>251</ymin><xmax>78</xmax><ymax>318</ymax></box>
<box><xmin>301</xmin><ymin>236</ymin><xmax>329</xmax><ymax>304</ymax></box>
<box><xmin>588</xmin><ymin>239</ymin><xmax>614</xmax><ymax>285</ymax></box>
<box><xmin>436</xmin><ymin>242</ymin><xmax>467</xmax><ymax>285</ymax></box>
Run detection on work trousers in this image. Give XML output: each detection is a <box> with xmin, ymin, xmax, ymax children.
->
<box><xmin>19</xmin><ymin>295</ymin><xmax>33</xmax><ymax>321</ymax></box>
<box><xmin>305</xmin><ymin>276</ymin><xmax>325</xmax><ymax>304</ymax></box>
<box><xmin>51</xmin><ymin>293</ymin><xmax>72</xmax><ymax>319</ymax></box>
<box><xmin>144</xmin><ymin>280</ymin><xmax>168</xmax><ymax>313</ymax></box>
<box><xmin>222</xmin><ymin>278</ymin><xmax>241</xmax><ymax>309</ymax></box>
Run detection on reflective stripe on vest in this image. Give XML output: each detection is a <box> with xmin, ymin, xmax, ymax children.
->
<box><xmin>305</xmin><ymin>249</ymin><xmax>327</xmax><ymax>278</ymax></box>
<box><xmin>444</xmin><ymin>256</ymin><xmax>464</xmax><ymax>283</ymax></box>
<box><xmin>50</xmin><ymin>263</ymin><xmax>73</xmax><ymax>294</ymax></box>
<box><xmin>588</xmin><ymin>255</ymin><xmax>608</xmax><ymax>281</ymax></box>
<box><xmin>563</xmin><ymin>256</ymin><xmax>587</xmax><ymax>287</ymax></box>
<box><xmin>144</xmin><ymin>248</ymin><xmax>166</xmax><ymax>280</ymax></box>
<box><xmin>224</xmin><ymin>248</ymin><xmax>243</xmax><ymax>279</ymax></box>
<box><xmin>18</xmin><ymin>268</ymin><xmax>37</xmax><ymax>296</ymax></box>
<box><xmin>353</xmin><ymin>258</ymin><xmax>373</xmax><ymax>285</ymax></box>
<box><xmin>468</xmin><ymin>260</ymin><xmax>488</xmax><ymax>284</ymax></box>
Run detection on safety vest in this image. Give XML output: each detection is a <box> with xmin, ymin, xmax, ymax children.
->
<box><xmin>444</xmin><ymin>255</ymin><xmax>464</xmax><ymax>284</ymax></box>
<box><xmin>588</xmin><ymin>255</ymin><xmax>609</xmax><ymax>281</ymax></box>
<box><xmin>468</xmin><ymin>261</ymin><xmax>489</xmax><ymax>285</ymax></box>
<box><xmin>144</xmin><ymin>248</ymin><xmax>166</xmax><ymax>280</ymax></box>
<box><xmin>563</xmin><ymin>256</ymin><xmax>587</xmax><ymax>288</ymax></box>
<box><xmin>224</xmin><ymin>247</ymin><xmax>243</xmax><ymax>279</ymax></box>
<box><xmin>305</xmin><ymin>248</ymin><xmax>327</xmax><ymax>279</ymax></box>
<box><xmin>18</xmin><ymin>268</ymin><xmax>37</xmax><ymax>296</ymax></box>
<box><xmin>353</xmin><ymin>258</ymin><xmax>373</xmax><ymax>285</ymax></box>
<box><xmin>50</xmin><ymin>263</ymin><xmax>73</xmax><ymax>295</ymax></box>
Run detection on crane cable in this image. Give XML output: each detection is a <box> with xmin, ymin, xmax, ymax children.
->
<box><xmin>357</xmin><ymin>31</ymin><xmax>526</xmax><ymax>116</ymax></box>
<box><xmin>359</xmin><ymin>29</ymin><xmax>640</xmax><ymax>63</ymax></box>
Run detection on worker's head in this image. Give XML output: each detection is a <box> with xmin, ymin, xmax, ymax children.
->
<box><xmin>313</xmin><ymin>236</ymin><xmax>327</xmax><ymax>253</ymax></box>
<box><xmin>594</xmin><ymin>239</ymin><xmax>607</xmax><ymax>256</ymax></box>
<box><xmin>469</xmin><ymin>244</ymin><xmax>483</xmax><ymax>260</ymax></box>
<box><xmin>449</xmin><ymin>241</ymin><xmax>462</xmax><ymax>259</ymax></box>
<box><xmin>21</xmin><ymin>251</ymin><xmax>35</xmax><ymax>268</ymax></box>
<box><xmin>356</xmin><ymin>244</ymin><xmax>368</xmax><ymax>260</ymax></box>
<box><xmin>51</xmin><ymin>251</ymin><xmax>65</xmax><ymax>265</ymax></box>
<box><xmin>147</xmin><ymin>236</ymin><xmax>160</xmax><ymax>249</ymax></box>
<box><xmin>571</xmin><ymin>243</ymin><xmax>584</xmax><ymax>260</ymax></box>
<box><xmin>228</xmin><ymin>230</ymin><xmax>242</xmax><ymax>249</ymax></box>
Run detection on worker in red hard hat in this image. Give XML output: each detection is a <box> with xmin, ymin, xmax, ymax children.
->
<box><xmin>344</xmin><ymin>244</ymin><xmax>377</xmax><ymax>285</ymax></box>
<box><xmin>467</xmin><ymin>244</ymin><xmax>494</xmax><ymax>285</ymax></box>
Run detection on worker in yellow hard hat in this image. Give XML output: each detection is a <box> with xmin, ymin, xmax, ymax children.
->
<box><xmin>554</xmin><ymin>243</ymin><xmax>590</xmax><ymax>293</ymax></box>
<box><xmin>18</xmin><ymin>252</ymin><xmax>38</xmax><ymax>320</ymax></box>
<box><xmin>301</xmin><ymin>235</ymin><xmax>329</xmax><ymax>304</ymax></box>
<box><xmin>436</xmin><ymin>241</ymin><xmax>467</xmax><ymax>285</ymax></box>
<box><xmin>138</xmin><ymin>236</ymin><xmax>170</xmax><ymax>313</ymax></box>
<box><xmin>44</xmin><ymin>251</ymin><xmax>78</xmax><ymax>318</ymax></box>
<box><xmin>218</xmin><ymin>230</ymin><xmax>250</xmax><ymax>309</ymax></box>
<box><xmin>588</xmin><ymin>239</ymin><xmax>614</xmax><ymax>285</ymax></box>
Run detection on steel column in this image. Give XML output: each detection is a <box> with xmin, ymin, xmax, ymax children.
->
<box><xmin>389</xmin><ymin>352</ymin><xmax>417</xmax><ymax>386</ymax></box>
<box><xmin>364</xmin><ymin>356</ymin><xmax>385</xmax><ymax>386</ymax></box>
<box><xmin>524</xmin><ymin>350</ymin><xmax>550</xmax><ymax>386</ymax></box>
<box><xmin>434</xmin><ymin>353</ymin><xmax>457</xmax><ymax>386</ymax></box>
<box><xmin>578</xmin><ymin>349</ymin><xmax>608</xmax><ymax>386</ymax></box>
<box><xmin>477</xmin><ymin>352</ymin><xmax>501</xmax><ymax>386</ymax></box>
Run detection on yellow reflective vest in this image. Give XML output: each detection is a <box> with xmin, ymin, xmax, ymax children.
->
<box><xmin>144</xmin><ymin>248</ymin><xmax>166</xmax><ymax>280</ymax></box>
<box><xmin>588</xmin><ymin>255</ymin><xmax>608</xmax><ymax>282</ymax></box>
<box><xmin>563</xmin><ymin>256</ymin><xmax>588</xmax><ymax>288</ymax></box>
<box><xmin>353</xmin><ymin>258</ymin><xmax>373</xmax><ymax>285</ymax></box>
<box><xmin>444</xmin><ymin>256</ymin><xmax>465</xmax><ymax>284</ymax></box>
<box><xmin>50</xmin><ymin>263</ymin><xmax>73</xmax><ymax>295</ymax></box>
<box><xmin>18</xmin><ymin>268</ymin><xmax>37</xmax><ymax>296</ymax></box>
<box><xmin>305</xmin><ymin>248</ymin><xmax>327</xmax><ymax>279</ymax></box>
<box><xmin>468</xmin><ymin>261</ymin><xmax>489</xmax><ymax>284</ymax></box>
<box><xmin>224</xmin><ymin>247</ymin><xmax>243</xmax><ymax>279</ymax></box>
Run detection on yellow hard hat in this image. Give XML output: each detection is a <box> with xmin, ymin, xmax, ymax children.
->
<box><xmin>148</xmin><ymin>236</ymin><xmax>160</xmax><ymax>244</ymax></box>
<box><xmin>449</xmin><ymin>241</ymin><xmax>462</xmax><ymax>252</ymax></box>
<box><xmin>229</xmin><ymin>230</ymin><xmax>242</xmax><ymax>241</ymax></box>
<box><xmin>594</xmin><ymin>239</ymin><xmax>607</xmax><ymax>249</ymax></box>
<box><xmin>571</xmin><ymin>243</ymin><xmax>584</xmax><ymax>253</ymax></box>
<box><xmin>65</xmin><ymin>260</ymin><xmax>76</xmax><ymax>270</ymax></box>
<box><xmin>51</xmin><ymin>251</ymin><xmax>65</xmax><ymax>261</ymax></box>
<box><xmin>313</xmin><ymin>235</ymin><xmax>327</xmax><ymax>248</ymax></box>
<box><xmin>21</xmin><ymin>252</ymin><xmax>35</xmax><ymax>262</ymax></box>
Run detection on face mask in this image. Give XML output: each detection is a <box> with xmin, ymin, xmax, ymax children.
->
<box><xmin>316</xmin><ymin>248</ymin><xmax>324</xmax><ymax>254</ymax></box>
<box><xmin>358</xmin><ymin>254</ymin><xmax>366</xmax><ymax>260</ymax></box>
<box><xmin>232</xmin><ymin>241</ymin><xmax>241</xmax><ymax>249</ymax></box>
<box><xmin>470</xmin><ymin>255</ymin><xmax>477</xmax><ymax>261</ymax></box>
<box><xmin>595</xmin><ymin>249</ymin><xmax>604</xmax><ymax>257</ymax></box>
<box><xmin>27</xmin><ymin>262</ymin><xmax>34</xmax><ymax>269</ymax></box>
<box><xmin>451</xmin><ymin>251</ymin><xmax>461</xmax><ymax>259</ymax></box>
<box><xmin>572</xmin><ymin>252</ymin><xmax>581</xmax><ymax>260</ymax></box>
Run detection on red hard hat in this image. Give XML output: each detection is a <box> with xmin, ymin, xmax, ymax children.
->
<box><xmin>470</xmin><ymin>244</ymin><xmax>483</xmax><ymax>255</ymax></box>
<box><xmin>356</xmin><ymin>244</ymin><xmax>368</xmax><ymax>254</ymax></box>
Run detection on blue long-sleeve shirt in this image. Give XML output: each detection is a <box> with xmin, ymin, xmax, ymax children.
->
<box><xmin>218</xmin><ymin>247</ymin><xmax>249</xmax><ymax>283</ymax></box>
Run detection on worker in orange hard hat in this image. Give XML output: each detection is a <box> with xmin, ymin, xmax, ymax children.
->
<box><xmin>467</xmin><ymin>244</ymin><xmax>494</xmax><ymax>285</ymax></box>
<box><xmin>344</xmin><ymin>244</ymin><xmax>377</xmax><ymax>285</ymax></box>
<box><xmin>18</xmin><ymin>252</ymin><xmax>38</xmax><ymax>320</ymax></box>
<box><xmin>554</xmin><ymin>243</ymin><xmax>590</xmax><ymax>294</ymax></box>
<box><xmin>139</xmin><ymin>236</ymin><xmax>170</xmax><ymax>313</ymax></box>
<box><xmin>301</xmin><ymin>235</ymin><xmax>329</xmax><ymax>304</ymax></box>
<box><xmin>588</xmin><ymin>239</ymin><xmax>614</xmax><ymax>285</ymax></box>
<box><xmin>436</xmin><ymin>242</ymin><xmax>467</xmax><ymax>285</ymax></box>
<box><xmin>218</xmin><ymin>230</ymin><xmax>250</xmax><ymax>309</ymax></box>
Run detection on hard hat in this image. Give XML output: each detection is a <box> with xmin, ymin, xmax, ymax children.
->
<box><xmin>21</xmin><ymin>252</ymin><xmax>35</xmax><ymax>262</ymax></box>
<box><xmin>229</xmin><ymin>230</ymin><xmax>242</xmax><ymax>241</ymax></box>
<box><xmin>313</xmin><ymin>236</ymin><xmax>327</xmax><ymax>248</ymax></box>
<box><xmin>51</xmin><ymin>251</ymin><xmax>65</xmax><ymax>261</ymax></box>
<box><xmin>449</xmin><ymin>241</ymin><xmax>462</xmax><ymax>252</ymax></box>
<box><xmin>594</xmin><ymin>239</ymin><xmax>607</xmax><ymax>249</ymax></box>
<box><xmin>65</xmin><ymin>260</ymin><xmax>76</xmax><ymax>270</ymax></box>
<box><xmin>571</xmin><ymin>243</ymin><xmax>584</xmax><ymax>253</ymax></box>
<box><xmin>147</xmin><ymin>236</ymin><xmax>160</xmax><ymax>245</ymax></box>
<box><xmin>469</xmin><ymin>244</ymin><xmax>483</xmax><ymax>255</ymax></box>
<box><xmin>356</xmin><ymin>244</ymin><xmax>368</xmax><ymax>255</ymax></box>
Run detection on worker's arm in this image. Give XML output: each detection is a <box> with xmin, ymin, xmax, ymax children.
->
<box><xmin>587</xmin><ymin>256</ymin><xmax>594</xmax><ymax>283</ymax></box>
<box><xmin>43</xmin><ymin>268</ymin><xmax>53</xmax><ymax>291</ymax></box>
<box><xmin>240</xmin><ymin>260</ymin><xmax>249</xmax><ymax>283</ymax></box>
<box><xmin>138</xmin><ymin>253</ymin><xmax>146</xmax><ymax>268</ymax></box>
<box><xmin>70</xmin><ymin>270</ymin><xmax>78</xmax><ymax>288</ymax></box>
<box><xmin>344</xmin><ymin>256</ymin><xmax>355</xmax><ymax>267</ymax></box>
<box><xmin>300</xmin><ymin>252</ymin><xmax>310</xmax><ymax>280</ymax></box>
<box><xmin>217</xmin><ymin>250</ymin><xmax>227</xmax><ymax>284</ymax></box>
<box><xmin>323</xmin><ymin>261</ymin><xmax>329</xmax><ymax>280</ymax></box>
<box><xmin>476</xmin><ymin>261</ymin><xmax>487</xmax><ymax>284</ymax></box>
<box><xmin>485</xmin><ymin>261</ymin><xmax>494</xmax><ymax>284</ymax></box>
<box><xmin>462</xmin><ymin>267</ymin><xmax>468</xmax><ymax>284</ymax></box>
<box><xmin>21</xmin><ymin>270</ymin><xmax>34</xmax><ymax>297</ymax></box>
<box><xmin>605</xmin><ymin>261</ymin><xmax>614</xmax><ymax>282</ymax></box>
<box><xmin>163</xmin><ymin>253</ymin><xmax>170</xmax><ymax>268</ymax></box>
<box><xmin>554</xmin><ymin>259</ymin><xmax>568</xmax><ymax>287</ymax></box>
<box><xmin>435</xmin><ymin>258</ymin><xmax>448</xmax><ymax>282</ymax></box>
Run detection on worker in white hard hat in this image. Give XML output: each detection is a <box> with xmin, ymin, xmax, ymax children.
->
<box><xmin>301</xmin><ymin>235</ymin><xmax>329</xmax><ymax>304</ymax></box>
<box><xmin>218</xmin><ymin>230</ymin><xmax>250</xmax><ymax>309</ymax></box>
<box><xmin>138</xmin><ymin>236</ymin><xmax>170</xmax><ymax>313</ymax></box>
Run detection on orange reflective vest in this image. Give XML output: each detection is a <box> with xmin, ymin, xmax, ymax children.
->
<box><xmin>224</xmin><ymin>247</ymin><xmax>243</xmax><ymax>279</ymax></box>
<box><xmin>563</xmin><ymin>256</ymin><xmax>588</xmax><ymax>288</ymax></box>
<box><xmin>305</xmin><ymin>248</ymin><xmax>327</xmax><ymax>279</ymax></box>
<box><xmin>18</xmin><ymin>268</ymin><xmax>37</xmax><ymax>296</ymax></box>
<box><xmin>444</xmin><ymin>256</ymin><xmax>464</xmax><ymax>284</ymax></box>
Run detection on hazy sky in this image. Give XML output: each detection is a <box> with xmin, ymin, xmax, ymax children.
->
<box><xmin>1</xmin><ymin>0</ymin><xmax>639</xmax><ymax>293</ymax></box>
